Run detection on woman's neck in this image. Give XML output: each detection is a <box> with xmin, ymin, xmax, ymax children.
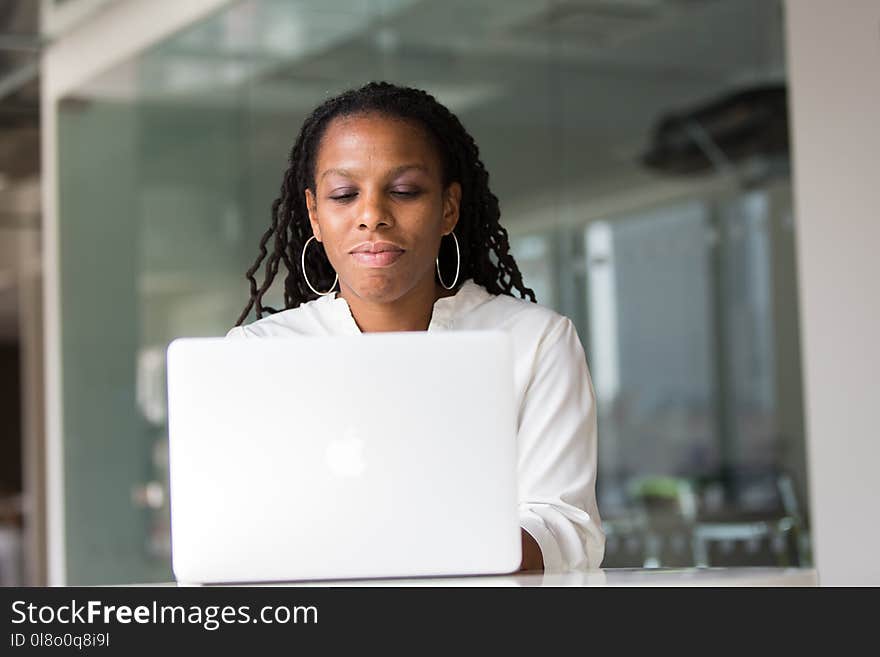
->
<box><xmin>340</xmin><ymin>278</ymin><xmax>456</xmax><ymax>333</ymax></box>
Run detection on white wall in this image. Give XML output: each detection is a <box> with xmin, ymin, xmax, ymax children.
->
<box><xmin>785</xmin><ymin>0</ymin><xmax>880</xmax><ymax>586</ymax></box>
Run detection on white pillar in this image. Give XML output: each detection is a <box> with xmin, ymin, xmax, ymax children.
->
<box><xmin>784</xmin><ymin>0</ymin><xmax>880</xmax><ymax>585</ymax></box>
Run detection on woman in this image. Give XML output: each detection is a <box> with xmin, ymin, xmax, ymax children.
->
<box><xmin>228</xmin><ymin>81</ymin><xmax>604</xmax><ymax>573</ymax></box>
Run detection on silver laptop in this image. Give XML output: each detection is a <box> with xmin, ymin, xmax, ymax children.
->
<box><xmin>165</xmin><ymin>331</ymin><xmax>521</xmax><ymax>584</ymax></box>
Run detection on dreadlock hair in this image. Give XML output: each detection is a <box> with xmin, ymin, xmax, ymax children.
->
<box><xmin>235</xmin><ymin>81</ymin><xmax>536</xmax><ymax>326</ymax></box>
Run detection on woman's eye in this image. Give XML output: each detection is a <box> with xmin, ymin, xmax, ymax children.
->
<box><xmin>329</xmin><ymin>192</ymin><xmax>357</xmax><ymax>202</ymax></box>
<box><xmin>391</xmin><ymin>189</ymin><xmax>421</xmax><ymax>198</ymax></box>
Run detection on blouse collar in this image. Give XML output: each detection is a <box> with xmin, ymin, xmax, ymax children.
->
<box><xmin>319</xmin><ymin>278</ymin><xmax>492</xmax><ymax>334</ymax></box>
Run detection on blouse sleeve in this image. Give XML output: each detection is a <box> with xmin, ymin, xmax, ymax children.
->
<box><xmin>517</xmin><ymin>317</ymin><xmax>605</xmax><ymax>572</ymax></box>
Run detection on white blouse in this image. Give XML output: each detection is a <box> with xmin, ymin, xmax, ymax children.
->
<box><xmin>226</xmin><ymin>279</ymin><xmax>605</xmax><ymax>572</ymax></box>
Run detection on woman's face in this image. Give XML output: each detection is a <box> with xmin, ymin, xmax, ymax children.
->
<box><xmin>304</xmin><ymin>113</ymin><xmax>461</xmax><ymax>304</ymax></box>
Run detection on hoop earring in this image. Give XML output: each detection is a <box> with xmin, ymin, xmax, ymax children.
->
<box><xmin>436</xmin><ymin>232</ymin><xmax>460</xmax><ymax>290</ymax></box>
<box><xmin>301</xmin><ymin>235</ymin><xmax>338</xmax><ymax>296</ymax></box>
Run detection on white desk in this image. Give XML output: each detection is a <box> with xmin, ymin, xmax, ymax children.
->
<box><xmin>168</xmin><ymin>567</ymin><xmax>817</xmax><ymax>587</ymax></box>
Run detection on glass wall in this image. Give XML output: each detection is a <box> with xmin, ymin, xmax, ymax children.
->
<box><xmin>56</xmin><ymin>0</ymin><xmax>806</xmax><ymax>582</ymax></box>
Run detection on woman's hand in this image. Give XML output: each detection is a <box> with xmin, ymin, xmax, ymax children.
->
<box><xmin>518</xmin><ymin>529</ymin><xmax>545</xmax><ymax>572</ymax></box>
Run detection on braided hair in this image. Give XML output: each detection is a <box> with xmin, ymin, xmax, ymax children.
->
<box><xmin>235</xmin><ymin>81</ymin><xmax>536</xmax><ymax>326</ymax></box>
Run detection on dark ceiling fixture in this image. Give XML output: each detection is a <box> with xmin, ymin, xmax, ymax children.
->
<box><xmin>0</xmin><ymin>0</ymin><xmax>40</xmax><ymax>182</ymax></box>
<box><xmin>641</xmin><ymin>84</ymin><xmax>789</xmax><ymax>183</ymax></box>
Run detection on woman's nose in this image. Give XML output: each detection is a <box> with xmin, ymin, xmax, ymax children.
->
<box><xmin>358</xmin><ymin>193</ymin><xmax>393</xmax><ymax>231</ymax></box>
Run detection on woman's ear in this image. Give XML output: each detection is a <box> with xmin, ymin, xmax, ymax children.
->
<box><xmin>443</xmin><ymin>182</ymin><xmax>462</xmax><ymax>235</ymax></box>
<box><xmin>304</xmin><ymin>188</ymin><xmax>322</xmax><ymax>241</ymax></box>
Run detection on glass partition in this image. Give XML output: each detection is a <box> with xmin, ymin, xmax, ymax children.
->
<box><xmin>56</xmin><ymin>0</ymin><xmax>806</xmax><ymax>582</ymax></box>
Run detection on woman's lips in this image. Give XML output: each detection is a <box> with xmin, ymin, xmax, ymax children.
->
<box><xmin>350</xmin><ymin>250</ymin><xmax>404</xmax><ymax>267</ymax></box>
<box><xmin>349</xmin><ymin>241</ymin><xmax>405</xmax><ymax>267</ymax></box>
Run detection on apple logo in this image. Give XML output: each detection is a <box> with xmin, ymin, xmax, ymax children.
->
<box><xmin>324</xmin><ymin>426</ymin><xmax>366</xmax><ymax>477</ymax></box>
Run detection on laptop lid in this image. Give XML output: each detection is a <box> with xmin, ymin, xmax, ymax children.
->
<box><xmin>166</xmin><ymin>331</ymin><xmax>521</xmax><ymax>583</ymax></box>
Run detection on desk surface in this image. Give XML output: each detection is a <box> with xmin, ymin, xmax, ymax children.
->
<box><xmin>166</xmin><ymin>567</ymin><xmax>817</xmax><ymax>587</ymax></box>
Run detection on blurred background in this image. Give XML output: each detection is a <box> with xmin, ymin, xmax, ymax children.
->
<box><xmin>2</xmin><ymin>0</ymin><xmax>869</xmax><ymax>585</ymax></box>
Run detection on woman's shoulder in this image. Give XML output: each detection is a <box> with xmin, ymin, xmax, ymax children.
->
<box><xmin>471</xmin><ymin>288</ymin><xmax>588</xmax><ymax>379</ymax></box>
<box><xmin>225</xmin><ymin>295</ymin><xmax>337</xmax><ymax>338</ymax></box>
<box><xmin>467</xmin><ymin>284</ymin><xmax>574</xmax><ymax>338</ymax></box>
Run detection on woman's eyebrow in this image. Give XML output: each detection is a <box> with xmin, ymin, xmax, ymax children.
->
<box><xmin>388</xmin><ymin>164</ymin><xmax>429</xmax><ymax>177</ymax></box>
<box><xmin>321</xmin><ymin>167</ymin><xmax>354</xmax><ymax>181</ymax></box>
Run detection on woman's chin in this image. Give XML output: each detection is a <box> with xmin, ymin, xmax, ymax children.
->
<box><xmin>348</xmin><ymin>274</ymin><xmax>404</xmax><ymax>303</ymax></box>
<box><xmin>345</xmin><ymin>271</ymin><xmax>430</xmax><ymax>304</ymax></box>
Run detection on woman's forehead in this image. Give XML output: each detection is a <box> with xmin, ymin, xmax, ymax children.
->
<box><xmin>315</xmin><ymin>113</ymin><xmax>442</xmax><ymax>175</ymax></box>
